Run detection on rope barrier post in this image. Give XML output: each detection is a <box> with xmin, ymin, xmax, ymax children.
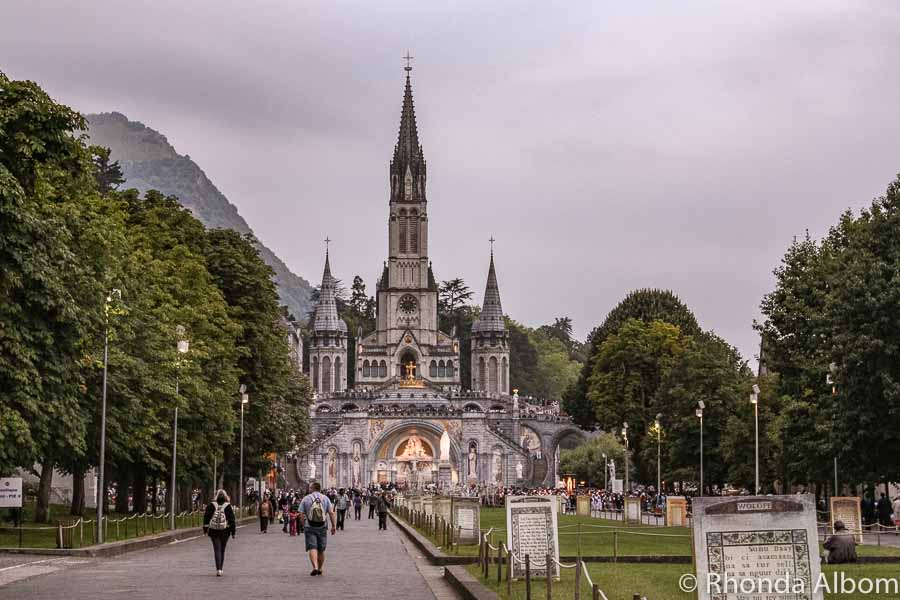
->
<box><xmin>507</xmin><ymin>547</ymin><xmax>512</xmax><ymax>595</ymax></box>
<box><xmin>497</xmin><ymin>542</ymin><xmax>502</xmax><ymax>584</ymax></box>
<box><xmin>115</xmin><ymin>518</ymin><xmax>119</xmax><ymax>541</ymax></box>
<box><xmin>545</xmin><ymin>554</ymin><xmax>552</xmax><ymax>600</ymax></box>
<box><xmin>80</xmin><ymin>519</ymin><xmax>84</xmax><ymax>547</ymax></box>
<box><xmin>56</xmin><ymin>522</ymin><xmax>63</xmax><ymax>549</ymax></box>
<box><xmin>525</xmin><ymin>554</ymin><xmax>532</xmax><ymax>600</ymax></box>
<box><xmin>592</xmin><ymin>583</ymin><xmax>600</xmax><ymax>600</ymax></box>
<box><xmin>575</xmin><ymin>557</ymin><xmax>582</xmax><ymax>600</ymax></box>
<box><xmin>613</xmin><ymin>531</ymin><xmax>618</xmax><ymax>562</ymax></box>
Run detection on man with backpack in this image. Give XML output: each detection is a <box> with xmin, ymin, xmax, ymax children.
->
<box><xmin>298</xmin><ymin>482</ymin><xmax>336</xmax><ymax>576</ymax></box>
<box><xmin>203</xmin><ymin>489</ymin><xmax>237</xmax><ymax>577</ymax></box>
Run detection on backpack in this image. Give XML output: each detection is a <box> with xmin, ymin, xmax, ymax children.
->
<box><xmin>209</xmin><ymin>502</ymin><xmax>230</xmax><ymax>530</ymax></box>
<box><xmin>308</xmin><ymin>494</ymin><xmax>326</xmax><ymax>526</ymax></box>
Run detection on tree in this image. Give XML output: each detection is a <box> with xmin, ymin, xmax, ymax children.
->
<box><xmin>90</xmin><ymin>146</ymin><xmax>125</xmax><ymax>194</ymax></box>
<box><xmin>587</xmin><ymin>319</ymin><xmax>687</xmax><ymax>483</ymax></box>
<box><xmin>439</xmin><ymin>278</ymin><xmax>473</xmax><ymax>320</ymax></box>
<box><xmin>759</xmin><ymin>174</ymin><xmax>900</xmax><ymax>487</ymax></box>
<box><xmin>0</xmin><ymin>73</ymin><xmax>123</xmax><ymax>521</ymax></box>
<box><xmin>559</xmin><ymin>432</ymin><xmax>628</xmax><ymax>486</ymax></box>
<box><xmin>204</xmin><ymin>228</ymin><xmax>311</xmax><ymax>493</ymax></box>
<box><xmin>564</xmin><ymin>289</ymin><xmax>700</xmax><ymax>430</ymax></box>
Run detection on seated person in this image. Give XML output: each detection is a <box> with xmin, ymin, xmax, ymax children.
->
<box><xmin>824</xmin><ymin>520</ymin><xmax>857</xmax><ymax>564</ymax></box>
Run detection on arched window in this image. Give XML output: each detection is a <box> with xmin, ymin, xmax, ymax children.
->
<box><xmin>478</xmin><ymin>357</ymin><xmax>486</xmax><ymax>391</ymax></box>
<box><xmin>489</xmin><ymin>356</ymin><xmax>498</xmax><ymax>393</ymax></box>
<box><xmin>447</xmin><ymin>360</ymin><xmax>454</xmax><ymax>378</ymax></box>
<box><xmin>363</xmin><ymin>360</ymin><xmax>371</xmax><ymax>378</ymax></box>
<box><xmin>312</xmin><ymin>357</ymin><xmax>319</xmax><ymax>391</ymax></box>
<box><xmin>437</xmin><ymin>360</ymin><xmax>445</xmax><ymax>378</ymax></box>
<box><xmin>334</xmin><ymin>356</ymin><xmax>342</xmax><ymax>391</ymax></box>
<box><xmin>429</xmin><ymin>360</ymin><xmax>437</xmax><ymax>377</ymax></box>
<box><xmin>379</xmin><ymin>360</ymin><xmax>387</xmax><ymax>378</ymax></box>
<box><xmin>398</xmin><ymin>208</ymin><xmax>408</xmax><ymax>253</ymax></box>
<box><xmin>322</xmin><ymin>356</ymin><xmax>332</xmax><ymax>393</ymax></box>
<box><xmin>409</xmin><ymin>208</ymin><xmax>418</xmax><ymax>253</ymax></box>
<box><xmin>501</xmin><ymin>357</ymin><xmax>508</xmax><ymax>394</ymax></box>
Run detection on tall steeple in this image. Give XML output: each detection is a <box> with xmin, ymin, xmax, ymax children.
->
<box><xmin>471</xmin><ymin>240</ymin><xmax>509</xmax><ymax>394</ymax></box>
<box><xmin>473</xmin><ymin>245</ymin><xmax>505</xmax><ymax>333</ymax></box>
<box><xmin>390</xmin><ymin>57</ymin><xmax>426</xmax><ymax>204</ymax></box>
<box><xmin>309</xmin><ymin>241</ymin><xmax>348</xmax><ymax>395</ymax></box>
<box><xmin>312</xmin><ymin>247</ymin><xmax>347</xmax><ymax>334</ymax></box>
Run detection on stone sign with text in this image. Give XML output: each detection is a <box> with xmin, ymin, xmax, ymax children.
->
<box><xmin>506</xmin><ymin>496</ymin><xmax>559</xmax><ymax>579</ymax></box>
<box><xmin>625</xmin><ymin>497</ymin><xmax>641</xmax><ymax>523</ymax></box>
<box><xmin>829</xmin><ymin>496</ymin><xmax>863</xmax><ymax>544</ymax></box>
<box><xmin>666</xmin><ymin>496</ymin><xmax>687</xmax><ymax>527</ymax></box>
<box><xmin>692</xmin><ymin>495</ymin><xmax>823</xmax><ymax>600</ymax></box>
<box><xmin>451</xmin><ymin>496</ymin><xmax>481</xmax><ymax>544</ymax></box>
<box><xmin>576</xmin><ymin>495</ymin><xmax>591</xmax><ymax>517</ymax></box>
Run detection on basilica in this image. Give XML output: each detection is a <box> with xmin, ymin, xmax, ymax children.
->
<box><xmin>293</xmin><ymin>65</ymin><xmax>584</xmax><ymax>490</ymax></box>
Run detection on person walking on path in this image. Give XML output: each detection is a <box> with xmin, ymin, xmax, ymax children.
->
<box><xmin>353</xmin><ymin>492</ymin><xmax>362</xmax><ymax>520</ymax></box>
<box><xmin>258</xmin><ymin>492</ymin><xmax>273</xmax><ymax>533</ymax></box>
<box><xmin>376</xmin><ymin>492</ymin><xmax>390</xmax><ymax>531</ymax></box>
<box><xmin>299</xmin><ymin>482</ymin><xmax>336</xmax><ymax>576</ymax></box>
<box><xmin>368</xmin><ymin>491</ymin><xmax>378</xmax><ymax>519</ymax></box>
<box><xmin>335</xmin><ymin>489</ymin><xmax>349</xmax><ymax>531</ymax></box>
<box><xmin>893</xmin><ymin>496</ymin><xmax>900</xmax><ymax>526</ymax></box>
<box><xmin>203</xmin><ymin>489</ymin><xmax>237</xmax><ymax>577</ymax></box>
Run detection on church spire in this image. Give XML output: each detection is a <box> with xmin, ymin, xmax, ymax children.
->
<box><xmin>390</xmin><ymin>57</ymin><xmax>426</xmax><ymax>203</ymax></box>
<box><xmin>473</xmin><ymin>244</ymin><xmax>506</xmax><ymax>333</ymax></box>
<box><xmin>312</xmin><ymin>244</ymin><xmax>347</xmax><ymax>334</ymax></box>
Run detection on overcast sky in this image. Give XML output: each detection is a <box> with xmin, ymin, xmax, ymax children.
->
<box><xmin>3</xmin><ymin>1</ymin><xmax>900</xmax><ymax>366</ymax></box>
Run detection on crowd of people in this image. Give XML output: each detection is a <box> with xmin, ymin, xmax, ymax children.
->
<box><xmin>201</xmin><ymin>483</ymin><xmax>398</xmax><ymax>577</ymax></box>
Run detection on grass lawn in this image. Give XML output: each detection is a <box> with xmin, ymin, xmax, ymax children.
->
<box><xmin>406</xmin><ymin>508</ymin><xmax>900</xmax><ymax>559</ymax></box>
<box><xmin>467</xmin><ymin>562</ymin><xmax>900</xmax><ymax>600</ymax></box>
<box><xmin>0</xmin><ymin>500</ymin><xmax>207</xmax><ymax>549</ymax></box>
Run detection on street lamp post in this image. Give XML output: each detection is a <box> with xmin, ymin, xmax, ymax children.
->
<box><xmin>97</xmin><ymin>289</ymin><xmax>121</xmax><ymax>544</ymax></box>
<box><xmin>171</xmin><ymin>326</ymin><xmax>189</xmax><ymax>530</ymax></box>
<box><xmin>621</xmin><ymin>422</ymin><xmax>629</xmax><ymax>493</ymax></box>
<box><xmin>654</xmin><ymin>414</ymin><xmax>662</xmax><ymax>496</ymax></box>
<box><xmin>696</xmin><ymin>401</ymin><xmax>705</xmax><ymax>496</ymax></box>
<box><xmin>239</xmin><ymin>385</ymin><xmax>249</xmax><ymax>515</ymax></box>
<box><xmin>750</xmin><ymin>384</ymin><xmax>760</xmax><ymax>495</ymax></box>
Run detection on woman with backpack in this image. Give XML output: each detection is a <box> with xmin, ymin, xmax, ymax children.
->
<box><xmin>203</xmin><ymin>489</ymin><xmax>237</xmax><ymax>577</ymax></box>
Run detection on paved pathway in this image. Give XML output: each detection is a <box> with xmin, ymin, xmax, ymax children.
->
<box><xmin>0</xmin><ymin>513</ymin><xmax>455</xmax><ymax>599</ymax></box>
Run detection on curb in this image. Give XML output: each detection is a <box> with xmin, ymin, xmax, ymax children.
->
<box><xmin>0</xmin><ymin>516</ymin><xmax>256</xmax><ymax>558</ymax></box>
<box><xmin>444</xmin><ymin>565</ymin><xmax>501</xmax><ymax>600</ymax></box>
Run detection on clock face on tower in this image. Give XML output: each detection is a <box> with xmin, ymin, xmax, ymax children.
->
<box><xmin>399</xmin><ymin>294</ymin><xmax>418</xmax><ymax>314</ymax></box>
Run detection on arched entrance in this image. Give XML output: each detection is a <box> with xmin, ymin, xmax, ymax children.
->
<box><xmin>368</xmin><ymin>420</ymin><xmax>461</xmax><ymax>488</ymax></box>
<box><xmin>398</xmin><ymin>349</ymin><xmax>418</xmax><ymax>380</ymax></box>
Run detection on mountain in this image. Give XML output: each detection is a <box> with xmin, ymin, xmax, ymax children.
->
<box><xmin>86</xmin><ymin>112</ymin><xmax>313</xmax><ymax>320</ymax></box>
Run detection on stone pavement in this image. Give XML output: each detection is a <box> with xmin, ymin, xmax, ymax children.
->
<box><xmin>0</xmin><ymin>513</ymin><xmax>457</xmax><ymax>599</ymax></box>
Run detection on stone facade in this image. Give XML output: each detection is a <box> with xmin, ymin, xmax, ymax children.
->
<box><xmin>296</xmin><ymin>67</ymin><xmax>584</xmax><ymax>489</ymax></box>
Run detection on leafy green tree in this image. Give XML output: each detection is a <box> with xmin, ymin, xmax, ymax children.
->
<box><xmin>559</xmin><ymin>432</ymin><xmax>628</xmax><ymax>486</ymax></box>
<box><xmin>759</xmin><ymin>175</ymin><xmax>900</xmax><ymax>487</ymax></box>
<box><xmin>204</xmin><ymin>228</ymin><xmax>311</xmax><ymax>494</ymax></box>
<box><xmin>564</xmin><ymin>289</ymin><xmax>700</xmax><ymax>429</ymax></box>
<box><xmin>90</xmin><ymin>146</ymin><xmax>125</xmax><ymax>194</ymax></box>
<box><xmin>0</xmin><ymin>72</ymin><xmax>126</xmax><ymax>520</ymax></box>
<box><xmin>439</xmin><ymin>278</ymin><xmax>473</xmax><ymax>319</ymax></box>
<box><xmin>588</xmin><ymin>319</ymin><xmax>686</xmax><ymax>483</ymax></box>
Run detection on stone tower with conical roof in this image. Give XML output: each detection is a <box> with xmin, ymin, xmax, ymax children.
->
<box><xmin>309</xmin><ymin>248</ymin><xmax>348</xmax><ymax>395</ymax></box>
<box><xmin>471</xmin><ymin>248</ymin><xmax>509</xmax><ymax>394</ymax></box>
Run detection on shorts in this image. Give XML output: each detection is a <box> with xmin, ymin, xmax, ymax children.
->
<box><xmin>304</xmin><ymin>525</ymin><xmax>328</xmax><ymax>552</ymax></box>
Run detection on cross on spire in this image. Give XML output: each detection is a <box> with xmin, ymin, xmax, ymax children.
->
<box><xmin>489</xmin><ymin>236</ymin><xmax>496</xmax><ymax>256</ymax></box>
<box><xmin>324</xmin><ymin>236</ymin><xmax>331</xmax><ymax>254</ymax></box>
<box><xmin>403</xmin><ymin>51</ymin><xmax>414</xmax><ymax>72</ymax></box>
